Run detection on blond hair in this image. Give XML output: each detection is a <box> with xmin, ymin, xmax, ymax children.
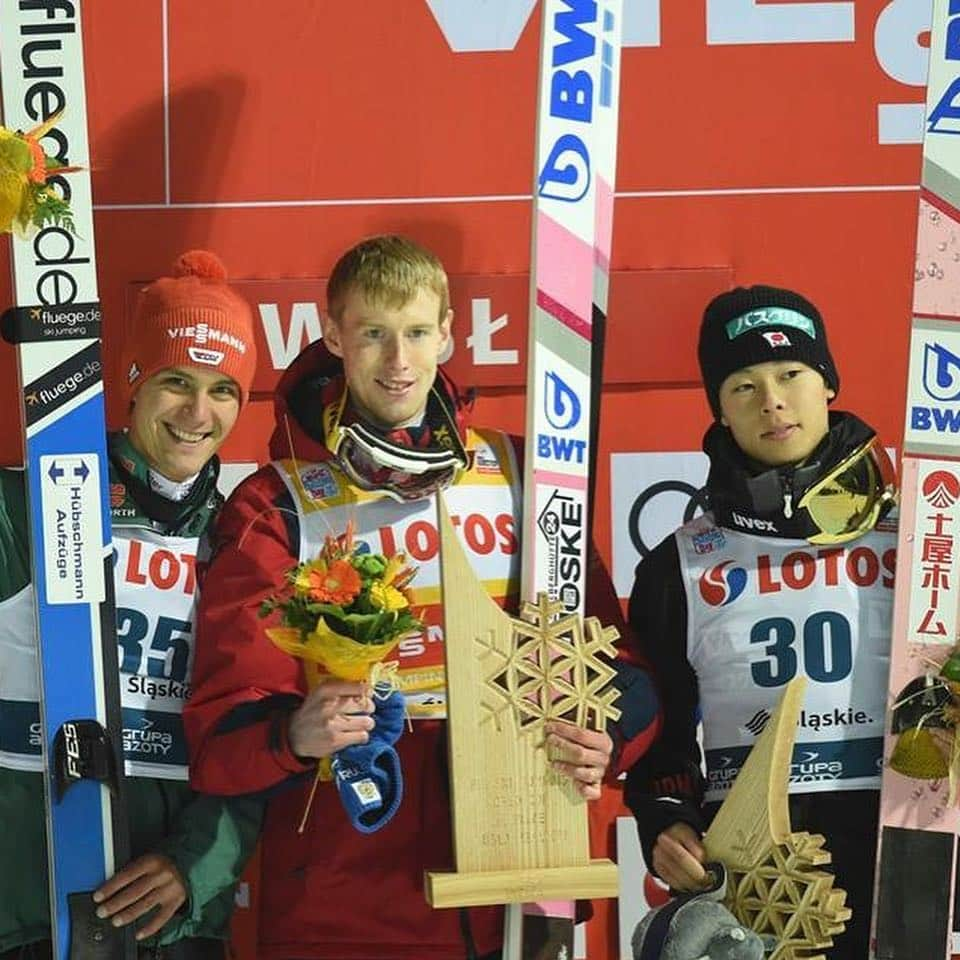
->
<box><xmin>326</xmin><ymin>235</ymin><xmax>450</xmax><ymax>325</ymax></box>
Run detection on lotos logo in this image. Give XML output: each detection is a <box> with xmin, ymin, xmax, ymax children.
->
<box><xmin>758</xmin><ymin>546</ymin><xmax>895</xmax><ymax>593</ymax></box>
<box><xmin>544</xmin><ymin>370</ymin><xmax>581</xmax><ymax>430</ymax></box>
<box><xmin>699</xmin><ymin>561</ymin><xmax>747</xmax><ymax>607</ymax></box>
<box><xmin>922</xmin><ymin>469</ymin><xmax>960</xmax><ymax>509</ymax></box>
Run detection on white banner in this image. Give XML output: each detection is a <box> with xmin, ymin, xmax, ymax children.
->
<box><xmin>610</xmin><ymin>451</ymin><xmax>709</xmax><ymax>598</ymax></box>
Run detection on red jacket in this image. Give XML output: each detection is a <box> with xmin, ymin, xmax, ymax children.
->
<box><xmin>184</xmin><ymin>342</ymin><xmax>659</xmax><ymax>960</ymax></box>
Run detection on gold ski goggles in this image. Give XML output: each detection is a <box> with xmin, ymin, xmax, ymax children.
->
<box><xmin>323</xmin><ymin>390</ymin><xmax>469</xmax><ymax>502</ymax></box>
<box><xmin>797</xmin><ymin>436</ymin><xmax>896</xmax><ymax>545</ymax></box>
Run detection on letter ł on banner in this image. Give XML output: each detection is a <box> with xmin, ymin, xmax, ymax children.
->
<box><xmin>468</xmin><ymin>299</ymin><xmax>520</xmax><ymax>366</ymax></box>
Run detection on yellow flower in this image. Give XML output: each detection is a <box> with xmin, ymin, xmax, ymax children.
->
<box><xmin>293</xmin><ymin>559</ymin><xmax>327</xmax><ymax>598</ymax></box>
<box><xmin>382</xmin><ymin>553</ymin><xmax>404</xmax><ymax>585</ymax></box>
<box><xmin>383</xmin><ymin>552</ymin><xmax>417</xmax><ymax>590</ymax></box>
<box><xmin>369</xmin><ymin>579</ymin><xmax>409</xmax><ymax>612</ymax></box>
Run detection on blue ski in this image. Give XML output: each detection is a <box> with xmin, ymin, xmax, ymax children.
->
<box><xmin>0</xmin><ymin>5</ymin><xmax>132</xmax><ymax>960</ymax></box>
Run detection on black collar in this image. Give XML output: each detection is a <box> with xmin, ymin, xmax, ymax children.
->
<box><xmin>702</xmin><ymin>411</ymin><xmax>879</xmax><ymax>539</ymax></box>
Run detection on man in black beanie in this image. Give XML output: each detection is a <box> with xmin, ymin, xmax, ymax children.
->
<box><xmin>623</xmin><ymin>285</ymin><xmax>897</xmax><ymax>957</ymax></box>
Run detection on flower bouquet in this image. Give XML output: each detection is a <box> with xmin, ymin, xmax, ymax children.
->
<box><xmin>0</xmin><ymin>111</ymin><xmax>79</xmax><ymax>236</ymax></box>
<box><xmin>259</xmin><ymin>523</ymin><xmax>423</xmax><ymax>833</ymax></box>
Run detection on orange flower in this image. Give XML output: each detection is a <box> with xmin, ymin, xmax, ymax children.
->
<box><xmin>307</xmin><ymin>559</ymin><xmax>361</xmax><ymax>604</ymax></box>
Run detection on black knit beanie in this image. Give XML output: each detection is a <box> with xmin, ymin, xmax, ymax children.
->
<box><xmin>698</xmin><ymin>285</ymin><xmax>840</xmax><ymax>420</ymax></box>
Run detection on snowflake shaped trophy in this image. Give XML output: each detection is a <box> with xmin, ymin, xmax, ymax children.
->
<box><xmin>703</xmin><ymin>678</ymin><xmax>851</xmax><ymax>960</ymax></box>
<box><xmin>426</xmin><ymin>499</ymin><xmax>622</xmax><ymax>909</ymax></box>
<box><xmin>480</xmin><ymin>591</ymin><xmax>621</xmax><ymax>737</ymax></box>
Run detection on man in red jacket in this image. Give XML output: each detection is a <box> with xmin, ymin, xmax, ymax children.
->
<box><xmin>184</xmin><ymin>235</ymin><xmax>659</xmax><ymax>960</ymax></box>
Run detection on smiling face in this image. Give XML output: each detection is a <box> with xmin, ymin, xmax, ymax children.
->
<box><xmin>322</xmin><ymin>286</ymin><xmax>452</xmax><ymax>430</ymax></box>
<box><xmin>718</xmin><ymin>360</ymin><xmax>835</xmax><ymax>467</ymax></box>
<box><xmin>127</xmin><ymin>366</ymin><xmax>240</xmax><ymax>481</ymax></box>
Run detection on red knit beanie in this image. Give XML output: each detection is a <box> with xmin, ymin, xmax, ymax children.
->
<box><xmin>122</xmin><ymin>250</ymin><xmax>257</xmax><ymax>405</ymax></box>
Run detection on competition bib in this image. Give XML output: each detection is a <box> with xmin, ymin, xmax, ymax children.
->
<box><xmin>0</xmin><ymin>530</ymin><xmax>200</xmax><ymax>780</ymax></box>
<box><xmin>114</xmin><ymin>530</ymin><xmax>199</xmax><ymax>779</ymax></box>
<box><xmin>274</xmin><ymin>428</ymin><xmax>522</xmax><ymax>719</ymax></box>
<box><xmin>678</xmin><ymin>513</ymin><xmax>896</xmax><ymax>802</ymax></box>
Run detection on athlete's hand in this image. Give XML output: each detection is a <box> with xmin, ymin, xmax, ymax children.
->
<box><xmin>652</xmin><ymin>822</ymin><xmax>708</xmax><ymax>892</ymax></box>
<box><xmin>93</xmin><ymin>853</ymin><xmax>187</xmax><ymax>940</ymax></box>
<box><xmin>545</xmin><ymin>720</ymin><xmax>613</xmax><ymax>800</ymax></box>
<box><xmin>288</xmin><ymin>680</ymin><xmax>375</xmax><ymax>759</ymax></box>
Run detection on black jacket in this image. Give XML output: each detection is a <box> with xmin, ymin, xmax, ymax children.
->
<box><xmin>622</xmin><ymin>412</ymin><xmax>889</xmax><ymax>956</ymax></box>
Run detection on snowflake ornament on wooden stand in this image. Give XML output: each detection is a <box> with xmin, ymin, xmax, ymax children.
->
<box><xmin>479</xmin><ymin>592</ymin><xmax>621</xmax><ymax>736</ymax></box>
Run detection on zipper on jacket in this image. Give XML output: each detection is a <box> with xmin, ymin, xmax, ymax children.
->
<box><xmin>782</xmin><ymin>473</ymin><xmax>794</xmax><ymax>519</ymax></box>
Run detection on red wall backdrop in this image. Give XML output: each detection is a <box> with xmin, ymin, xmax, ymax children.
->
<box><xmin>0</xmin><ymin>2</ymin><xmax>931</xmax><ymax>956</ymax></box>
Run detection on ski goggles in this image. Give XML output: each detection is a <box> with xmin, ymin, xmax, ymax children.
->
<box><xmin>797</xmin><ymin>436</ymin><xmax>896</xmax><ymax>545</ymax></box>
<box><xmin>323</xmin><ymin>392</ymin><xmax>469</xmax><ymax>502</ymax></box>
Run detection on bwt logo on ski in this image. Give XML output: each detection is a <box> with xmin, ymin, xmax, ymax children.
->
<box><xmin>537</xmin><ymin>369</ymin><xmax>586</xmax><ymax>463</ymax></box>
<box><xmin>928</xmin><ymin>1</ymin><xmax>960</xmax><ymax>135</ymax></box>
<box><xmin>543</xmin><ymin>370</ymin><xmax>581</xmax><ymax>430</ymax></box>
<box><xmin>537</xmin><ymin>0</ymin><xmax>598</xmax><ymax>203</ymax></box>
<box><xmin>911</xmin><ymin>340</ymin><xmax>960</xmax><ymax>434</ymax></box>
<box><xmin>698</xmin><ymin>561</ymin><xmax>747</xmax><ymax>607</ymax></box>
<box><xmin>537</xmin><ymin>488</ymin><xmax>584</xmax><ymax>611</ymax></box>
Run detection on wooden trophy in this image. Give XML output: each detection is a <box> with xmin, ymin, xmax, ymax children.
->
<box><xmin>703</xmin><ymin>677</ymin><xmax>851</xmax><ymax>960</ymax></box>
<box><xmin>424</xmin><ymin>498</ymin><xmax>622</xmax><ymax>908</ymax></box>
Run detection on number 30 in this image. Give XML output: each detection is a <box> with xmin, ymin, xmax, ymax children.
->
<box><xmin>749</xmin><ymin>612</ymin><xmax>852</xmax><ymax>687</ymax></box>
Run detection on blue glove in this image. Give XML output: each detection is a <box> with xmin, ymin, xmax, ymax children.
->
<box><xmin>331</xmin><ymin>687</ymin><xmax>405</xmax><ymax>834</ymax></box>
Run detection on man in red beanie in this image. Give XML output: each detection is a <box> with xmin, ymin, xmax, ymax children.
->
<box><xmin>624</xmin><ymin>285</ymin><xmax>897</xmax><ymax>958</ymax></box>
<box><xmin>0</xmin><ymin>251</ymin><xmax>263</xmax><ymax>960</ymax></box>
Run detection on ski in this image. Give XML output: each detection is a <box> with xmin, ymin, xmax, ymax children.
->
<box><xmin>0</xmin><ymin>5</ymin><xmax>132</xmax><ymax>960</ymax></box>
<box><xmin>509</xmin><ymin>1</ymin><xmax>623</xmax><ymax>958</ymax></box>
<box><xmin>872</xmin><ymin>1</ymin><xmax>960</xmax><ymax>957</ymax></box>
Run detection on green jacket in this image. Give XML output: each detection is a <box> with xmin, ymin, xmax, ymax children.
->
<box><xmin>0</xmin><ymin>436</ymin><xmax>263</xmax><ymax>951</ymax></box>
